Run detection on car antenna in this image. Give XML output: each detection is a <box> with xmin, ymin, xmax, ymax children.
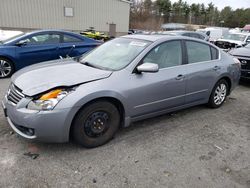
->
<box><xmin>66</xmin><ymin>45</ymin><xmax>76</xmax><ymax>58</ymax></box>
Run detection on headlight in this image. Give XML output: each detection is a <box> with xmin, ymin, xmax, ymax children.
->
<box><xmin>27</xmin><ymin>88</ymin><xmax>73</xmax><ymax>111</ymax></box>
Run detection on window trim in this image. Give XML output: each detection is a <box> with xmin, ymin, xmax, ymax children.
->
<box><xmin>133</xmin><ymin>39</ymin><xmax>185</xmax><ymax>73</ymax></box>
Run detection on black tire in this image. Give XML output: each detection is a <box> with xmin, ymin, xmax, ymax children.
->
<box><xmin>72</xmin><ymin>101</ymin><xmax>120</xmax><ymax>148</ymax></box>
<box><xmin>208</xmin><ymin>79</ymin><xmax>229</xmax><ymax>108</ymax></box>
<box><xmin>0</xmin><ymin>57</ymin><xmax>14</xmax><ymax>78</ymax></box>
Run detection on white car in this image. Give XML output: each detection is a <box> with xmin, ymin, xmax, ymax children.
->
<box><xmin>197</xmin><ymin>27</ymin><xmax>229</xmax><ymax>42</ymax></box>
<box><xmin>214</xmin><ymin>33</ymin><xmax>250</xmax><ymax>51</ymax></box>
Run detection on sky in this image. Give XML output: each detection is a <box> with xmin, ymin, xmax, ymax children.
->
<box><xmin>171</xmin><ymin>0</ymin><xmax>250</xmax><ymax>10</ymax></box>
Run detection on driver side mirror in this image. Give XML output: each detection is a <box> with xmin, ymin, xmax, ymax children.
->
<box><xmin>137</xmin><ymin>63</ymin><xmax>159</xmax><ymax>73</ymax></box>
<box><xmin>15</xmin><ymin>39</ymin><xmax>28</xmax><ymax>47</ymax></box>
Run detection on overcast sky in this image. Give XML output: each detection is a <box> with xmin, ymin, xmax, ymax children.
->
<box><xmin>171</xmin><ymin>0</ymin><xmax>250</xmax><ymax>10</ymax></box>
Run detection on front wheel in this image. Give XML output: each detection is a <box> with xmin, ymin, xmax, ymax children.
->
<box><xmin>0</xmin><ymin>58</ymin><xmax>14</xmax><ymax>78</ymax></box>
<box><xmin>72</xmin><ymin>101</ymin><xmax>120</xmax><ymax>148</ymax></box>
<box><xmin>208</xmin><ymin>79</ymin><xmax>229</xmax><ymax>108</ymax></box>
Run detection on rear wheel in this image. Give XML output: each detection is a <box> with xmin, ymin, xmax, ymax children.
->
<box><xmin>208</xmin><ymin>79</ymin><xmax>228</xmax><ymax>108</ymax></box>
<box><xmin>72</xmin><ymin>101</ymin><xmax>120</xmax><ymax>148</ymax></box>
<box><xmin>0</xmin><ymin>58</ymin><xmax>14</xmax><ymax>78</ymax></box>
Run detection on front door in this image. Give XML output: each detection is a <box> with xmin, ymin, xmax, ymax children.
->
<box><xmin>15</xmin><ymin>33</ymin><xmax>60</xmax><ymax>67</ymax></box>
<box><xmin>127</xmin><ymin>40</ymin><xmax>187</xmax><ymax>117</ymax></box>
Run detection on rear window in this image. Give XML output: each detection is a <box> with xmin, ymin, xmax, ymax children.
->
<box><xmin>63</xmin><ymin>35</ymin><xmax>82</xmax><ymax>43</ymax></box>
<box><xmin>186</xmin><ymin>41</ymin><xmax>211</xmax><ymax>63</ymax></box>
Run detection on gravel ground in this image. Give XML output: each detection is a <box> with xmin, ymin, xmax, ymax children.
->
<box><xmin>0</xmin><ymin>78</ymin><xmax>249</xmax><ymax>188</ymax></box>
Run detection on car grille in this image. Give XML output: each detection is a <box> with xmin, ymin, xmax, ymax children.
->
<box><xmin>7</xmin><ymin>84</ymin><xmax>25</xmax><ymax>105</ymax></box>
<box><xmin>237</xmin><ymin>57</ymin><xmax>250</xmax><ymax>70</ymax></box>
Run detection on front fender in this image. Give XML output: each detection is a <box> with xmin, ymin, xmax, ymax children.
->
<box><xmin>0</xmin><ymin>46</ymin><xmax>17</xmax><ymax>67</ymax></box>
<box><xmin>55</xmin><ymin>88</ymin><xmax>130</xmax><ymax>140</ymax></box>
<box><xmin>0</xmin><ymin>52</ymin><xmax>16</xmax><ymax>63</ymax></box>
<box><xmin>71</xmin><ymin>90</ymin><xmax>129</xmax><ymax>115</ymax></box>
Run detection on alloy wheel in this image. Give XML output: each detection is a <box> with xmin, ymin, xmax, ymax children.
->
<box><xmin>214</xmin><ymin>83</ymin><xmax>227</xmax><ymax>105</ymax></box>
<box><xmin>0</xmin><ymin>60</ymin><xmax>12</xmax><ymax>78</ymax></box>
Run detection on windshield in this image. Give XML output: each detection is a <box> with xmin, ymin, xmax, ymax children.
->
<box><xmin>80</xmin><ymin>38</ymin><xmax>151</xmax><ymax>70</ymax></box>
<box><xmin>1</xmin><ymin>33</ymin><xmax>26</xmax><ymax>44</ymax></box>
<box><xmin>222</xmin><ymin>34</ymin><xmax>247</xmax><ymax>42</ymax></box>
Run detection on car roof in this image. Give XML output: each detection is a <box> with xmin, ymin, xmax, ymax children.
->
<box><xmin>166</xmin><ymin>30</ymin><xmax>205</xmax><ymax>35</ymax></box>
<box><xmin>122</xmin><ymin>34</ymin><xmax>179</xmax><ymax>42</ymax></box>
<box><xmin>27</xmin><ymin>29</ymin><xmax>81</xmax><ymax>36</ymax></box>
<box><xmin>3</xmin><ymin>29</ymin><xmax>99</xmax><ymax>44</ymax></box>
<box><xmin>121</xmin><ymin>34</ymin><xmax>219</xmax><ymax>50</ymax></box>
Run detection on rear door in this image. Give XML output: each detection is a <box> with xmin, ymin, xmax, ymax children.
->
<box><xmin>184</xmin><ymin>40</ymin><xmax>220</xmax><ymax>104</ymax></box>
<box><xmin>15</xmin><ymin>32</ymin><xmax>60</xmax><ymax>66</ymax></box>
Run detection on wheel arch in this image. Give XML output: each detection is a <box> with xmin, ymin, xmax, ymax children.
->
<box><xmin>217</xmin><ymin>76</ymin><xmax>232</xmax><ymax>95</ymax></box>
<box><xmin>0</xmin><ymin>54</ymin><xmax>14</xmax><ymax>65</ymax></box>
<box><xmin>69</xmin><ymin>96</ymin><xmax>126</xmax><ymax>140</ymax></box>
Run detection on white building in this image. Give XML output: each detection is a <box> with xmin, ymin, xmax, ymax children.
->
<box><xmin>0</xmin><ymin>0</ymin><xmax>131</xmax><ymax>36</ymax></box>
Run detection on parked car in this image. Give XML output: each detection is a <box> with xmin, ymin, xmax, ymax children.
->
<box><xmin>0</xmin><ymin>30</ymin><xmax>100</xmax><ymax>78</ymax></box>
<box><xmin>160</xmin><ymin>30</ymin><xmax>209</xmax><ymax>41</ymax></box>
<box><xmin>128</xmin><ymin>29</ymin><xmax>144</xmax><ymax>35</ymax></box>
<box><xmin>2</xmin><ymin>35</ymin><xmax>240</xmax><ymax>148</ymax></box>
<box><xmin>229</xmin><ymin>44</ymin><xmax>250</xmax><ymax>80</ymax></box>
<box><xmin>197</xmin><ymin>27</ymin><xmax>229</xmax><ymax>42</ymax></box>
<box><xmin>214</xmin><ymin>33</ymin><xmax>250</xmax><ymax>51</ymax></box>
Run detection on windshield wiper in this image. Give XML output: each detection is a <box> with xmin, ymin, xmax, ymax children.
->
<box><xmin>81</xmin><ymin>61</ymin><xmax>114</xmax><ymax>71</ymax></box>
<box><xmin>81</xmin><ymin>61</ymin><xmax>100</xmax><ymax>69</ymax></box>
<box><xmin>81</xmin><ymin>61</ymin><xmax>103</xmax><ymax>70</ymax></box>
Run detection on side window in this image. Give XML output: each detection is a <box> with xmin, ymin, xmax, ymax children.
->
<box><xmin>26</xmin><ymin>34</ymin><xmax>60</xmax><ymax>45</ymax></box>
<box><xmin>143</xmin><ymin>41</ymin><xmax>182</xmax><ymax>69</ymax></box>
<box><xmin>186</xmin><ymin>41</ymin><xmax>211</xmax><ymax>63</ymax></box>
<box><xmin>63</xmin><ymin>35</ymin><xmax>82</xmax><ymax>43</ymax></box>
<box><xmin>211</xmin><ymin>47</ymin><xmax>219</xmax><ymax>60</ymax></box>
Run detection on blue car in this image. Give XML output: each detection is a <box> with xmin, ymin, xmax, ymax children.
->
<box><xmin>0</xmin><ymin>30</ymin><xmax>101</xmax><ymax>78</ymax></box>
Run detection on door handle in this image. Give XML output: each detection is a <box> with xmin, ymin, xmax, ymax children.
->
<box><xmin>213</xmin><ymin>66</ymin><xmax>221</xmax><ymax>71</ymax></box>
<box><xmin>175</xmin><ymin>74</ymin><xmax>185</xmax><ymax>80</ymax></box>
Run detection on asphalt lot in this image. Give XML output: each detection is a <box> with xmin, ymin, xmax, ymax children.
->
<box><xmin>0</xmin><ymin>78</ymin><xmax>249</xmax><ymax>188</ymax></box>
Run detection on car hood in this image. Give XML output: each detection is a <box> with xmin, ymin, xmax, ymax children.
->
<box><xmin>216</xmin><ymin>39</ymin><xmax>244</xmax><ymax>45</ymax></box>
<box><xmin>12</xmin><ymin>59</ymin><xmax>112</xmax><ymax>96</ymax></box>
<box><xmin>229</xmin><ymin>47</ymin><xmax>250</xmax><ymax>57</ymax></box>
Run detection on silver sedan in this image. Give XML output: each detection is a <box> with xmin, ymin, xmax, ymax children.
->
<box><xmin>2</xmin><ymin>35</ymin><xmax>241</xmax><ymax>148</ymax></box>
